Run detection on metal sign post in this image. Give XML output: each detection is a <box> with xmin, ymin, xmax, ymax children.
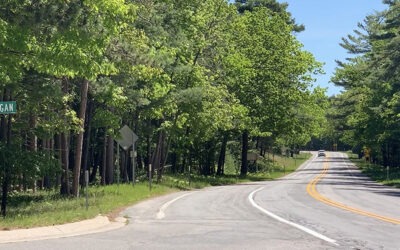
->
<box><xmin>131</xmin><ymin>150</ymin><xmax>136</xmax><ymax>186</ymax></box>
<box><xmin>85</xmin><ymin>170</ymin><xmax>89</xmax><ymax>210</ymax></box>
<box><xmin>115</xmin><ymin>125</ymin><xmax>138</xmax><ymax>186</ymax></box>
<box><xmin>149</xmin><ymin>164</ymin><xmax>152</xmax><ymax>191</ymax></box>
<box><xmin>387</xmin><ymin>166</ymin><xmax>390</xmax><ymax>180</ymax></box>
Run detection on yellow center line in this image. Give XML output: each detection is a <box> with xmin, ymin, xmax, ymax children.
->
<box><xmin>306</xmin><ymin>154</ymin><xmax>400</xmax><ymax>225</ymax></box>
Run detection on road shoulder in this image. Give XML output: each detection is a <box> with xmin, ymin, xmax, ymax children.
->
<box><xmin>0</xmin><ymin>215</ymin><xmax>126</xmax><ymax>243</ymax></box>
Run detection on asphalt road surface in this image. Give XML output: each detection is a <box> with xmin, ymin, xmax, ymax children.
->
<box><xmin>3</xmin><ymin>151</ymin><xmax>400</xmax><ymax>250</ymax></box>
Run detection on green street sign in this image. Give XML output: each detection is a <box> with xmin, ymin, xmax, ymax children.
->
<box><xmin>0</xmin><ymin>101</ymin><xmax>17</xmax><ymax>114</ymax></box>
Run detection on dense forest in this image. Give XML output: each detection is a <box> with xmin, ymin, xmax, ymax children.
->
<box><xmin>0</xmin><ymin>0</ymin><xmax>331</xmax><ymax>216</ymax></box>
<box><xmin>329</xmin><ymin>0</ymin><xmax>400</xmax><ymax>167</ymax></box>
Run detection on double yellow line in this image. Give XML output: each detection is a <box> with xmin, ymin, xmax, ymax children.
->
<box><xmin>306</xmin><ymin>156</ymin><xmax>400</xmax><ymax>225</ymax></box>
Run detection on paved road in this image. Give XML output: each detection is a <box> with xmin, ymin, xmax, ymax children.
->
<box><xmin>2</xmin><ymin>152</ymin><xmax>400</xmax><ymax>249</ymax></box>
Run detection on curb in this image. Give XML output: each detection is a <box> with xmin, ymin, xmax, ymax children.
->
<box><xmin>0</xmin><ymin>215</ymin><xmax>126</xmax><ymax>243</ymax></box>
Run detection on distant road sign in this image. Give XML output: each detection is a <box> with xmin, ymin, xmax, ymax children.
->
<box><xmin>0</xmin><ymin>101</ymin><xmax>16</xmax><ymax>114</ymax></box>
<box><xmin>115</xmin><ymin>125</ymin><xmax>138</xmax><ymax>150</ymax></box>
<box><xmin>115</xmin><ymin>125</ymin><xmax>139</xmax><ymax>186</ymax></box>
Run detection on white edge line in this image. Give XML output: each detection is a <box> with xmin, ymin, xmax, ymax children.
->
<box><xmin>156</xmin><ymin>192</ymin><xmax>193</xmax><ymax>219</ymax></box>
<box><xmin>248</xmin><ymin>187</ymin><xmax>339</xmax><ymax>246</ymax></box>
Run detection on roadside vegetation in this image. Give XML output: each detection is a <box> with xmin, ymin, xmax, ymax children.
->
<box><xmin>347</xmin><ymin>153</ymin><xmax>400</xmax><ymax>188</ymax></box>
<box><xmin>0</xmin><ymin>152</ymin><xmax>310</xmax><ymax>229</ymax></box>
<box><xmin>322</xmin><ymin>1</ymin><xmax>400</xmax><ymax>170</ymax></box>
<box><xmin>0</xmin><ymin>0</ymin><xmax>327</xmax><ymax>219</ymax></box>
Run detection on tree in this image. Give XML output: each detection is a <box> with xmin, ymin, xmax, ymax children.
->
<box><xmin>0</xmin><ymin>0</ymin><xmax>138</xmax><ymax>198</ymax></box>
<box><xmin>234</xmin><ymin>0</ymin><xmax>305</xmax><ymax>32</ymax></box>
<box><xmin>223</xmin><ymin>7</ymin><xmax>321</xmax><ymax>175</ymax></box>
<box><xmin>330</xmin><ymin>1</ymin><xmax>400</xmax><ymax>166</ymax></box>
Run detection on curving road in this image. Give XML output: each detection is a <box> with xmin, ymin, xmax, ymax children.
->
<box><xmin>2</xmin><ymin>152</ymin><xmax>400</xmax><ymax>250</ymax></box>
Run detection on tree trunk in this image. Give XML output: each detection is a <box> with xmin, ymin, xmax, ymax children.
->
<box><xmin>81</xmin><ymin>99</ymin><xmax>93</xmax><ymax>187</ymax></box>
<box><xmin>106</xmin><ymin>135</ymin><xmax>114</xmax><ymax>184</ymax></box>
<box><xmin>54</xmin><ymin>134</ymin><xmax>62</xmax><ymax>189</ymax></box>
<box><xmin>101</xmin><ymin>133</ymin><xmax>107</xmax><ymax>185</ymax></box>
<box><xmin>181</xmin><ymin>154</ymin><xmax>186</xmax><ymax>174</ymax></box>
<box><xmin>89</xmin><ymin>132</ymin><xmax>99</xmax><ymax>184</ymax></box>
<box><xmin>217</xmin><ymin>133</ymin><xmax>228</xmax><ymax>176</ymax></box>
<box><xmin>29</xmin><ymin>114</ymin><xmax>38</xmax><ymax>151</ymax></box>
<box><xmin>1</xmin><ymin>89</ymin><xmax>11</xmax><ymax>217</ymax></box>
<box><xmin>29</xmin><ymin>113</ymin><xmax>38</xmax><ymax>192</ymax></box>
<box><xmin>202</xmin><ymin>140</ymin><xmax>215</xmax><ymax>176</ymax></box>
<box><xmin>60</xmin><ymin>132</ymin><xmax>70</xmax><ymax>195</ymax></box>
<box><xmin>182</xmin><ymin>126</ymin><xmax>190</xmax><ymax>174</ymax></box>
<box><xmin>72</xmin><ymin>79</ymin><xmax>89</xmax><ymax>197</ymax></box>
<box><xmin>171</xmin><ymin>151</ymin><xmax>178</xmax><ymax>174</ymax></box>
<box><xmin>0</xmin><ymin>92</ymin><xmax>5</xmax><ymax>141</ymax></box>
<box><xmin>151</xmin><ymin>130</ymin><xmax>163</xmax><ymax>181</ymax></box>
<box><xmin>60</xmin><ymin>77</ymin><xmax>70</xmax><ymax>195</ymax></box>
<box><xmin>240</xmin><ymin>130</ymin><xmax>249</xmax><ymax>176</ymax></box>
<box><xmin>145</xmin><ymin>125</ymin><xmax>151</xmax><ymax>177</ymax></box>
<box><xmin>157</xmin><ymin>131</ymin><xmax>170</xmax><ymax>182</ymax></box>
<box><xmin>42</xmin><ymin>139</ymin><xmax>52</xmax><ymax>189</ymax></box>
<box><xmin>121</xmin><ymin>150</ymin><xmax>128</xmax><ymax>182</ymax></box>
<box><xmin>1</xmin><ymin>167</ymin><xmax>9</xmax><ymax>218</ymax></box>
<box><xmin>1</xmin><ymin>141</ymin><xmax>10</xmax><ymax>216</ymax></box>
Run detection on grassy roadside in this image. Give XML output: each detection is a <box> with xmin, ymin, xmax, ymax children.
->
<box><xmin>1</xmin><ymin>152</ymin><xmax>311</xmax><ymax>229</ymax></box>
<box><xmin>267</xmin><ymin>152</ymin><xmax>310</xmax><ymax>179</ymax></box>
<box><xmin>1</xmin><ymin>183</ymin><xmax>175</xmax><ymax>230</ymax></box>
<box><xmin>347</xmin><ymin>153</ymin><xmax>400</xmax><ymax>188</ymax></box>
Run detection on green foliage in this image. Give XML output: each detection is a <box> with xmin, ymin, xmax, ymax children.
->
<box><xmin>91</xmin><ymin>77</ymin><xmax>128</xmax><ymax>132</ymax></box>
<box><xmin>222</xmin><ymin>6</ymin><xmax>322</xmax><ymax>142</ymax></box>
<box><xmin>14</xmin><ymin>75</ymin><xmax>82</xmax><ymax>136</ymax></box>
<box><xmin>330</xmin><ymin>2</ymin><xmax>400</xmax><ymax>165</ymax></box>
<box><xmin>234</xmin><ymin>0</ymin><xmax>305</xmax><ymax>32</ymax></box>
<box><xmin>0</xmin><ymin>142</ymin><xmax>60</xmax><ymax>184</ymax></box>
<box><xmin>0</xmin><ymin>0</ymin><xmax>326</xmax><ymax>199</ymax></box>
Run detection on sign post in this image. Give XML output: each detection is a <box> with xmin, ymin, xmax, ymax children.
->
<box><xmin>149</xmin><ymin>164</ymin><xmax>152</xmax><ymax>191</ymax></box>
<box><xmin>85</xmin><ymin>170</ymin><xmax>89</xmax><ymax>210</ymax></box>
<box><xmin>387</xmin><ymin>166</ymin><xmax>390</xmax><ymax>180</ymax></box>
<box><xmin>115</xmin><ymin>125</ymin><xmax>139</xmax><ymax>186</ymax></box>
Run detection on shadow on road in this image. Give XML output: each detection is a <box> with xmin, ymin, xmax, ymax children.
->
<box><xmin>305</xmin><ymin>155</ymin><xmax>400</xmax><ymax>198</ymax></box>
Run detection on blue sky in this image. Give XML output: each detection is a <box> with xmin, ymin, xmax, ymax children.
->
<box><xmin>276</xmin><ymin>0</ymin><xmax>387</xmax><ymax>96</ymax></box>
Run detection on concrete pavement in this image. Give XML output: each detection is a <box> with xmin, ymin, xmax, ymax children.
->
<box><xmin>0</xmin><ymin>215</ymin><xmax>126</xmax><ymax>244</ymax></box>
